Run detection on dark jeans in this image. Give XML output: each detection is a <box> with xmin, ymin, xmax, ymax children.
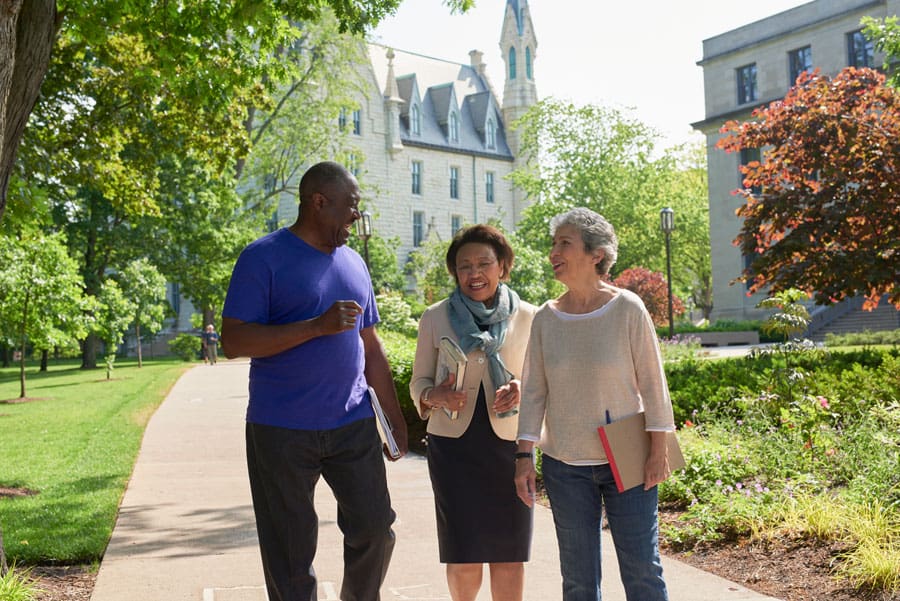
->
<box><xmin>542</xmin><ymin>454</ymin><xmax>668</xmax><ymax>601</ymax></box>
<box><xmin>246</xmin><ymin>419</ymin><xmax>396</xmax><ymax>601</ymax></box>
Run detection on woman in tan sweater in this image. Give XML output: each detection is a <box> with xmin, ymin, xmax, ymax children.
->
<box><xmin>411</xmin><ymin>224</ymin><xmax>537</xmax><ymax>601</ymax></box>
<box><xmin>514</xmin><ymin>207</ymin><xmax>675</xmax><ymax>601</ymax></box>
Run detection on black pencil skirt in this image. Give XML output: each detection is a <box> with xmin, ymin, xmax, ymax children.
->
<box><xmin>426</xmin><ymin>385</ymin><xmax>533</xmax><ymax>564</ymax></box>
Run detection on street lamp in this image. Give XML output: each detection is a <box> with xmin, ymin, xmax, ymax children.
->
<box><xmin>660</xmin><ymin>207</ymin><xmax>675</xmax><ymax>339</ymax></box>
<box><xmin>356</xmin><ymin>210</ymin><xmax>373</xmax><ymax>268</ymax></box>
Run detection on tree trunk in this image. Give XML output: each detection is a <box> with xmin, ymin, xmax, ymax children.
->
<box><xmin>40</xmin><ymin>347</ymin><xmax>47</xmax><ymax>371</ymax></box>
<box><xmin>1</xmin><ymin>342</ymin><xmax>8</xmax><ymax>368</ymax></box>
<box><xmin>0</xmin><ymin>0</ymin><xmax>58</xmax><ymax>221</ymax></box>
<box><xmin>135</xmin><ymin>322</ymin><xmax>142</xmax><ymax>367</ymax></box>
<box><xmin>18</xmin><ymin>290</ymin><xmax>27</xmax><ymax>398</ymax></box>
<box><xmin>81</xmin><ymin>331</ymin><xmax>98</xmax><ymax>369</ymax></box>
<box><xmin>202</xmin><ymin>306</ymin><xmax>216</xmax><ymax>330</ymax></box>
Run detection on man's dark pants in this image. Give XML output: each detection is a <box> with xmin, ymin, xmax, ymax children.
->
<box><xmin>246</xmin><ymin>418</ymin><xmax>396</xmax><ymax>601</ymax></box>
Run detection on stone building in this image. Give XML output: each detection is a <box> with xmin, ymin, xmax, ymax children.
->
<box><xmin>272</xmin><ymin>0</ymin><xmax>538</xmax><ymax>267</ymax></box>
<box><xmin>694</xmin><ymin>0</ymin><xmax>900</xmax><ymax>336</ymax></box>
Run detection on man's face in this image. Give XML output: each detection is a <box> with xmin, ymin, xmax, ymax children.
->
<box><xmin>319</xmin><ymin>179</ymin><xmax>361</xmax><ymax>249</ymax></box>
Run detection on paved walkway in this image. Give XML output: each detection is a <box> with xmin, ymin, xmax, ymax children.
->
<box><xmin>90</xmin><ymin>360</ymin><xmax>780</xmax><ymax>601</ymax></box>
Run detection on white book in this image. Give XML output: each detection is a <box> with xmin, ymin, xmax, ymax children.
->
<box><xmin>436</xmin><ymin>336</ymin><xmax>467</xmax><ymax>420</ymax></box>
<box><xmin>369</xmin><ymin>387</ymin><xmax>401</xmax><ymax>459</ymax></box>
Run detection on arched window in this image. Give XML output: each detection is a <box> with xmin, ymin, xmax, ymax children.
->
<box><xmin>486</xmin><ymin>118</ymin><xmax>496</xmax><ymax>149</ymax></box>
<box><xmin>449</xmin><ymin>111</ymin><xmax>459</xmax><ymax>142</ymax></box>
<box><xmin>508</xmin><ymin>46</ymin><xmax>516</xmax><ymax>80</ymax></box>
<box><xmin>411</xmin><ymin>104</ymin><xmax>421</xmax><ymax>136</ymax></box>
<box><xmin>526</xmin><ymin>47</ymin><xmax>533</xmax><ymax>80</ymax></box>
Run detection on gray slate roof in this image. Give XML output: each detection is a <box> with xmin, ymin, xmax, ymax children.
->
<box><xmin>369</xmin><ymin>43</ymin><xmax>513</xmax><ymax>159</ymax></box>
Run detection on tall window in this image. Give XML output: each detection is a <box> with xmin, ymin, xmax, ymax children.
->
<box><xmin>411</xmin><ymin>104</ymin><xmax>421</xmax><ymax>136</ymax></box>
<box><xmin>788</xmin><ymin>46</ymin><xmax>812</xmax><ymax>84</ymax></box>
<box><xmin>413</xmin><ymin>211</ymin><xmax>425</xmax><ymax>247</ymax></box>
<box><xmin>347</xmin><ymin>153</ymin><xmax>359</xmax><ymax>177</ymax></box>
<box><xmin>526</xmin><ymin>47</ymin><xmax>533</xmax><ymax>79</ymax></box>
<box><xmin>736</xmin><ymin>63</ymin><xmax>758</xmax><ymax>105</ymax></box>
<box><xmin>352</xmin><ymin>109</ymin><xmax>361</xmax><ymax>135</ymax></box>
<box><xmin>485</xmin><ymin>172</ymin><xmax>495</xmax><ymax>204</ymax></box>
<box><xmin>411</xmin><ymin>161</ymin><xmax>422</xmax><ymax>195</ymax></box>
<box><xmin>847</xmin><ymin>30</ymin><xmax>874</xmax><ymax>68</ymax></box>
<box><xmin>451</xmin><ymin>215</ymin><xmax>462</xmax><ymax>234</ymax></box>
<box><xmin>486</xmin><ymin>118</ymin><xmax>496</xmax><ymax>149</ymax></box>
<box><xmin>739</xmin><ymin>148</ymin><xmax>762</xmax><ymax>196</ymax></box>
<box><xmin>338</xmin><ymin>109</ymin><xmax>347</xmax><ymax>130</ymax></box>
<box><xmin>449</xmin><ymin>166</ymin><xmax>459</xmax><ymax>199</ymax></box>
<box><xmin>508</xmin><ymin>47</ymin><xmax>516</xmax><ymax>79</ymax></box>
<box><xmin>449</xmin><ymin>111</ymin><xmax>459</xmax><ymax>142</ymax></box>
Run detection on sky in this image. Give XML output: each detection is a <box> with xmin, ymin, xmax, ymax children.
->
<box><xmin>371</xmin><ymin>0</ymin><xmax>812</xmax><ymax>149</ymax></box>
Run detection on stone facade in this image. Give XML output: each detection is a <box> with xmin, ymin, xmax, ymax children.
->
<box><xmin>694</xmin><ymin>0</ymin><xmax>897</xmax><ymax>321</ymax></box>
<box><xmin>273</xmin><ymin>0</ymin><xmax>539</xmax><ymax>270</ymax></box>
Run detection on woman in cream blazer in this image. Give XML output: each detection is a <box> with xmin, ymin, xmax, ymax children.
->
<box><xmin>410</xmin><ymin>224</ymin><xmax>536</xmax><ymax>601</ymax></box>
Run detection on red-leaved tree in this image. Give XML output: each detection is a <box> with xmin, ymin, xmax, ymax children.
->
<box><xmin>718</xmin><ymin>67</ymin><xmax>900</xmax><ymax>310</ymax></box>
<box><xmin>613</xmin><ymin>267</ymin><xmax>684</xmax><ymax>327</ymax></box>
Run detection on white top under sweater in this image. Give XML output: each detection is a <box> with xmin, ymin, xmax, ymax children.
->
<box><xmin>517</xmin><ymin>289</ymin><xmax>675</xmax><ymax>464</ymax></box>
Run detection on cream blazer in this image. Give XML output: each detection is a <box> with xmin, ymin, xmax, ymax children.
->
<box><xmin>410</xmin><ymin>298</ymin><xmax>536</xmax><ymax>440</ymax></box>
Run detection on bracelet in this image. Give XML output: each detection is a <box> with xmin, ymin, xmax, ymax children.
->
<box><xmin>514</xmin><ymin>451</ymin><xmax>533</xmax><ymax>460</ymax></box>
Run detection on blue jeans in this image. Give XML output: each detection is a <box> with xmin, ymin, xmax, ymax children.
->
<box><xmin>542</xmin><ymin>454</ymin><xmax>668</xmax><ymax>601</ymax></box>
<box><xmin>246</xmin><ymin>419</ymin><xmax>396</xmax><ymax>601</ymax></box>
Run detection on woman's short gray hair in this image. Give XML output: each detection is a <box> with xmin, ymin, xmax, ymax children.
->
<box><xmin>549</xmin><ymin>207</ymin><xmax>618</xmax><ymax>275</ymax></box>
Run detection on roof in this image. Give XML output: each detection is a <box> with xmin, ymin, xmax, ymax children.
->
<box><xmin>369</xmin><ymin>43</ymin><xmax>513</xmax><ymax>158</ymax></box>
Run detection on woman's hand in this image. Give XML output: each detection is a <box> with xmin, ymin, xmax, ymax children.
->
<box><xmin>423</xmin><ymin>373</ymin><xmax>467</xmax><ymax>413</ymax></box>
<box><xmin>493</xmin><ymin>379</ymin><xmax>521</xmax><ymax>415</ymax></box>
<box><xmin>514</xmin><ymin>452</ymin><xmax>537</xmax><ymax>507</ymax></box>
<box><xmin>643</xmin><ymin>431</ymin><xmax>671</xmax><ymax>490</ymax></box>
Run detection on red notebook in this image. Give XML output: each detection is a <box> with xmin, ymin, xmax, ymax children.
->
<box><xmin>597</xmin><ymin>412</ymin><xmax>685</xmax><ymax>493</ymax></box>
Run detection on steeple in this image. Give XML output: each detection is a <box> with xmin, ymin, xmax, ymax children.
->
<box><xmin>500</xmin><ymin>0</ymin><xmax>537</xmax><ymax>157</ymax></box>
<box><xmin>382</xmin><ymin>48</ymin><xmax>404</xmax><ymax>154</ymax></box>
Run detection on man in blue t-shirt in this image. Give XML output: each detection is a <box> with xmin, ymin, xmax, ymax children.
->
<box><xmin>222</xmin><ymin>161</ymin><xmax>408</xmax><ymax>601</ymax></box>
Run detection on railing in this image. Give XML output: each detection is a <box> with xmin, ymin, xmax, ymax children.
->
<box><xmin>804</xmin><ymin>296</ymin><xmax>864</xmax><ymax>338</ymax></box>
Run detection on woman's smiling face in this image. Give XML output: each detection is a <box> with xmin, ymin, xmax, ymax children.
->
<box><xmin>455</xmin><ymin>242</ymin><xmax>502</xmax><ymax>307</ymax></box>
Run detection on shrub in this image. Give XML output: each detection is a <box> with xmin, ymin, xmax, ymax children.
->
<box><xmin>612</xmin><ymin>267</ymin><xmax>684</xmax><ymax>329</ymax></box>
<box><xmin>168</xmin><ymin>333</ymin><xmax>201</xmax><ymax>362</ymax></box>
<box><xmin>375</xmin><ymin>292</ymin><xmax>418</xmax><ymax>337</ymax></box>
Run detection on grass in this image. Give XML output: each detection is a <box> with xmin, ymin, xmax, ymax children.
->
<box><xmin>0</xmin><ymin>357</ymin><xmax>189</xmax><ymax>564</ymax></box>
<box><xmin>0</xmin><ymin>562</ymin><xmax>44</xmax><ymax>601</ymax></box>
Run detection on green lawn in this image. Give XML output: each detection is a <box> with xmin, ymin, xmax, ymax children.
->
<box><xmin>0</xmin><ymin>357</ymin><xmax>189</xmax><ymax>564</ymax></box>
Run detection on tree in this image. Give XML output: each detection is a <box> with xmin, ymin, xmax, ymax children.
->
<box><xmin>863</xmin><ymin>15</ymin><xmax>900</xmax><ymax>88</ymax></box>
<box><xmin>0</xmin><ymin>0</ymin><xmax>474</xmax><ymax>220</ymax></box>
<box><xmin>757</xmin><ymin>288</ymin><xmax>811</xmax><ymax>342</ymax></box>
<box><xmin>117</xmin><ymin>258</ymin><xmax>168</xmax><ymax>368</ymax></box>
<box><xmin>612</xmin><ymin>267</ymin><xmax>685</xmax><ymax>328</ymax></box>
<box><xmin>717</xmin><ymin>68</ymin><xmax>900</xmax><ymax>310</ymax></box>
<box><xmin>509</xmin><ymin>100</ymin><xmax>710</xmax><ymax>309</ymax></box>
<box><xmin>92</xmin><ymin>279</ymin><xmax>136</xmax><ymax>380</ymax></box>
<box><xmin>0</xmin><ymin>233</ymin><xmax>91</xmax><ymax>398</ymax></box>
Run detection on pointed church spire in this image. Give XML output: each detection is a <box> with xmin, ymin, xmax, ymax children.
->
<box><xmin>500</xmin><ymin>0</ymin><xmax>537</xmax><ymax>154</ymax></box>
<box><xmin>383</xmin><ymin>48</ymin><xmax>404</xmax><ymax>154</ymax></box>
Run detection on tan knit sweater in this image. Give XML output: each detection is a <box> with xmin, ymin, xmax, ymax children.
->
<box><xmin>517</xmin><ymin>290</ymin><xmax>675</xmax><ymax>463</ymax></box>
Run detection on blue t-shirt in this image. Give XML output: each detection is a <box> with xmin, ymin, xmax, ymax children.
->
<box><xmin>222</xmin><ymin>228</ymin><xmax>379</xmax><ymax>430</ymax></box>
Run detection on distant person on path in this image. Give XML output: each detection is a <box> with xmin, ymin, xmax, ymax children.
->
<box><xmin>221</xmin><ymin>161</ymin><xmax>408</xmax><ymax>601</ymax></box>
<box><xmin>201</xmin><ymin>324</ymin><xmax>219</xmax><ymax>365</ymax></box>
<box><xmin>411</xmin><ymin>225</ymin><xmax>536</xmax><ymax>601</ymax></box>
<box><xmin>514</xmin><ymin>207</ymin><xmax>675</xmax><ymax>601</ymax></box>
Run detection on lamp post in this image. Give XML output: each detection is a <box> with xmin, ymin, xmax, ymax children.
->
<box><xmin>660</xmin><ymin>207</ymin><xmax>675</xmax><ymax>339</ymax></box>
<box><xmin>356</xmin><ymin>210</ymin><xmax>373</xmax><ymax>268</ymax></box>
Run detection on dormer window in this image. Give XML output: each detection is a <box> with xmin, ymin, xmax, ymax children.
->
<box><xmin>486</xmin><ymin>117</ymin><xmax>496</xmax><ymax>149</ymax></box>
<box><xmin>449</xmin><ymin>111</ymin><xmax>459</xmax><ymax>142</ymax></box>
<box><xmin>411</xmin><ymin>104</ymin><xmax>421</xmax><ymax>136</ymax></box>
<box><xmin>508</xmin><ymin>47</ymin><xmax>517</xmax><ymax>80</ymax></box>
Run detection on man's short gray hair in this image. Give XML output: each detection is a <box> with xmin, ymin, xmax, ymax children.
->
<box><xmin>549</xmin><ymin>207</ymin><xmax>618</xmax><ymax>275</ymax></box>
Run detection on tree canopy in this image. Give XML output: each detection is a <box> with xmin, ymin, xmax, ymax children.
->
<box><xmin>509</xmin><ymin>99</ymin><xmax>710</xmax><ymax>311</ymax></box>
<box><xmin>718</xmin><ymin>67</ymin><xmax>900</xmax><ymax>310</ymax></box>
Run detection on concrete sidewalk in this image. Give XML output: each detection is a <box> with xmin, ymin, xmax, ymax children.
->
<box><xmin>90</xmin><ymin>361</ymin><xmax>780</xmax><ymax>601</ymax></box>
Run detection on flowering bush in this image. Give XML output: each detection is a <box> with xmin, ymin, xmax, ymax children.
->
<box><xmin>612</xmin><ymin>267</ymin><xmax>684</xmax><ymax>328</ymax></box>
